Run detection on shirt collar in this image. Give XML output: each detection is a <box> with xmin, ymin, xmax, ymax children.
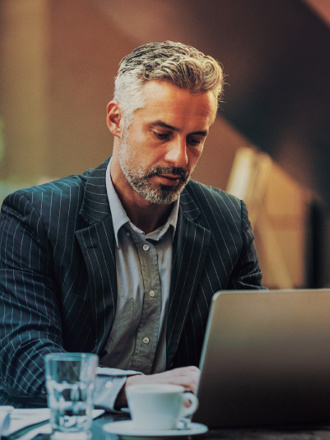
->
<box><xmin>105</xmin><ymin>158</ymin><xmax>179</xmax><ymax>247</ymax></box>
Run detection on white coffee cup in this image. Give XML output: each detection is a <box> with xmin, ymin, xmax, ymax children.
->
<box><xmin>126</xmin><ymin>384</ymin><xmax>199</xmax><ymax>431</ymax></box>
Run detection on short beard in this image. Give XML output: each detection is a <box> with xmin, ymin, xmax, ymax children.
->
<box><xmin>118</xmin><ymin>136</ymin><xmax>190</xmax><ymax>205</ymax></box>
<box><xmin>126</xmin><ymin>166</ymin><xmax>189</xmax><ymax>205</ymax></box>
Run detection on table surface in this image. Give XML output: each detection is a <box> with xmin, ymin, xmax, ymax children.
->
<box><xmin>29</xmin><ymin>413</ymin><xmax>330</xmax><ymax>440</ymax></box>
<box><xmin>91</xmin><ymin>413</ymin><xmax>330</xmax><ymax>440</ymax></box>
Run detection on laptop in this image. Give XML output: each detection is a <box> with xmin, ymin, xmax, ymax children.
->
<box><xmin>193</xmin><ymin>289</ymin><xmax>330</xmax><ymax>428</ymax></box>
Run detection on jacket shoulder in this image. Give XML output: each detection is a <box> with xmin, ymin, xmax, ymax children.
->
<box><xmin>2</xmin><ymin>171</ymin><xmax>90</xmax><ymax>212</ymax></box>
<box><xmin>183</xmin><ymin>180</ymin><xmax>243</xmax><ymax>217</ymax></box>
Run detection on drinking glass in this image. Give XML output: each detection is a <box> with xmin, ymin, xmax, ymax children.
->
<box><xmin>45</xmin><ymin>352</ymin><xmax>98</xmax><ymax>439</ymax></box>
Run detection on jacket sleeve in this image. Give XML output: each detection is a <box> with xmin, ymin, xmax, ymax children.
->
<box><xmin>227</xmin><ymin>200</ymin><xmax>265</xmax><ymax>290</ymax></box>
<box><xmin>0</xmin><ymin>191</ymin><xmax>65</xmax><ymax>406</ymax></box>
<box><xmin>0</xmin><ymin>192</ymin><xmax>140</xmax><ymax>411</ymax></box>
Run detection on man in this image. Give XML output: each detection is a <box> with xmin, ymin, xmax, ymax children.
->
<box><xmin>0</xmin><ymin>41</ymin><xmax>263</xmax><ymax>410</ymax></box>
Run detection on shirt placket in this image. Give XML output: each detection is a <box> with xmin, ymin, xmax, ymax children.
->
<box><xmin>129</xmin><ymin>234</ymin><xmax>162</xmax><ymax>374</ymax></box>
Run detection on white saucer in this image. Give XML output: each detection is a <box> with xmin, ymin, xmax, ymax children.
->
<box><xmin>103</xmin><ymin>420</ymin><xmax>208</xmax><ymax>439</ymax></box>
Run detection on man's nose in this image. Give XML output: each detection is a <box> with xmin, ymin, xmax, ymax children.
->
<box><xmin>164</xmin><ymin>138</ymin><xmax>188</xmax><ymax>167</ymax></box>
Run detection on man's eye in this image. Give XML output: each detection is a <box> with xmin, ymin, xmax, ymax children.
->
<box><xmin>188</xmin><ymin>137</ymin><xmax>202</xmax><ymax>147</ymax></box>
<box><xmin>153</xmin><ymin>132</ymin><xmax>170</xmax><ymax>140</ymax></box>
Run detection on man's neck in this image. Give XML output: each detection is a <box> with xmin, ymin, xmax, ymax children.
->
<box><xmin>122</xmin><ymin>200</ymin><xmax>173</xmax><ymax>234</ymax></box>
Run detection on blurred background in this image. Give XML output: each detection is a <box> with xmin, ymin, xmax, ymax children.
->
<box><xmin>0</xmin><ymin>0</ymin><xmax>329</xmax><ymax>289</ymax></box>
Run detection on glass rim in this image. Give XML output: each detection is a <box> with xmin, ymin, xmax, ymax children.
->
<box><xmin>44</xmin><ymin>352</ymin><xmax>98</xmax><ymax>362</ymax></box>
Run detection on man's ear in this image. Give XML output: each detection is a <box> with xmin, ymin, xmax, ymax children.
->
<box><xmin>106</xmin><ymin>100</ymin><xmax>123</xmax><ymax>138</ymax></box>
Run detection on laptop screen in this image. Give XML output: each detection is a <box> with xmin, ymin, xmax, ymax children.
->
<box><xmin>193</xmin><ymin>289</ymin><xmax>330</xmax><ymax>428</ymax></box>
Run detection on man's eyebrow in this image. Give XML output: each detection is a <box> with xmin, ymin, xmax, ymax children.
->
<box><xmin>150</xmin><ymin>121</ymin><xmax>179</xmax><ymax>131</ymax></box>
<box><xmin>149</xmin><ymin>121</ymin><xmax>208</xmax><ymax>136</ymax></box>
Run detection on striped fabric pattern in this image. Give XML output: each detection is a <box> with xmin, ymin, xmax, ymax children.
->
<box><xmin>0</xmin><ymin>157</ymin><xmax>263</xmax><ymax>407</ymax></box>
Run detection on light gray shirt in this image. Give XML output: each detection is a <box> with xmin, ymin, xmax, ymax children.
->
<box><xmin>101</xmin><ymin>159</ymin><xmax>179</xmax><ymax>372</ymax></box>
<box><xmin>95</xmin><ymin>159</ymin><xmax>179</xmax><ymax>410</ymax></box>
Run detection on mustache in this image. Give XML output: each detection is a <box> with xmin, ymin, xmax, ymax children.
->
<box><xmin>146</xmin><ymin>167</ymin><xmax>189</xmax><ymax>182</ymax></box>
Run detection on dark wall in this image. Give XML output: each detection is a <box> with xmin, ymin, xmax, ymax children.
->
<box><xmin>98</xmin><ymin>0</ymin><xmax>330</xmax><ymax>210</ymax></box>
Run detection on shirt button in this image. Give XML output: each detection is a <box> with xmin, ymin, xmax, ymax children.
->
<box><xmin>105</xmin><ymin>381</ymin><xmax>112</xmax><ymax>389</ymax></box>
<box><xmin>149</xmin><ymin>290</ymin><xmax>156</xmax><ymax>298</ymax></box>
<box><xmin>143</xmin><ymin>337</ymin><xmax>150</xmax><ymax>344</ymax></box>
<box><xmin>143</xmin><ymin>244</ymin><xmax>149</xmax><ymax>251</ymax></box>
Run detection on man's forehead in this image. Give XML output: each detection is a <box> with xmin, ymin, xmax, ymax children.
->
<box><xmin>138</xmin><ymin>81</ymin><xmax>217</xmax><ymax>121</ymax></box>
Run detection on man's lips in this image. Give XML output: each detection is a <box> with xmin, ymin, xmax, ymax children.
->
<box><xmin>147</xmin><ymin>168</ymin><xmax>188</xmax><ymax>186</ymax></box>
<box><xmin>159</xmin><ymin>174</ymin><xmax>181</xmax><ymax>180</ymax></box>
<box><xmin>156</xmin><ymin>174</ymin><xmax>182</xmax><ymax>185</ymax></box>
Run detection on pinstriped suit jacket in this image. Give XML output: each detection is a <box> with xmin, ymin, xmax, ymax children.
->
<box><xmin>0</xmin><ymin>157</ymin><xmax>263</xmax><ymax>407</ymax></box>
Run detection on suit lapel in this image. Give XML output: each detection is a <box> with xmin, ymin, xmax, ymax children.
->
<box><xmin>166</xmin><ymin>191</ymin><xmax>211</xmax><ymax>367</ymax></box>
<box><xmin>75</xmin><ymin>158</ymin><xmax>117</xmax><ymax>354</ymax></box>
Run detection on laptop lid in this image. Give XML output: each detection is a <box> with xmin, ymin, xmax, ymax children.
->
<box><xmin>193</xmin><ymin>289</ymin><xmax>330</xmax><ymax>428</ymax></box>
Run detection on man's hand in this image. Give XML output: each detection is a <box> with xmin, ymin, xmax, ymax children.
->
<box><xmin>115</xmin><ymin>366</ymin><xmax>200</xmax><ymax>409</ymax></box>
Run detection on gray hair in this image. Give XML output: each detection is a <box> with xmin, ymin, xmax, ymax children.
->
<box><xmin>113</xmin><ymin>41</ymin><xmax>224</xmax><ymax>128</ymax></box>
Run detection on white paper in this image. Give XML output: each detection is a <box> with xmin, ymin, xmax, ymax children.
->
<box><xmin>1</xmin><ymin>408</ymin><xmax>104</xmax><ymax>438</ymax></box>
<box><xmin>1</xmin><ymin>408</ymin><xmax>50</xmax><ymax>437</ymax></box>
<box><xmin>0</xmin><ymin>406</ymin><xmax>13</xmax><ymax>435</ymax></box>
